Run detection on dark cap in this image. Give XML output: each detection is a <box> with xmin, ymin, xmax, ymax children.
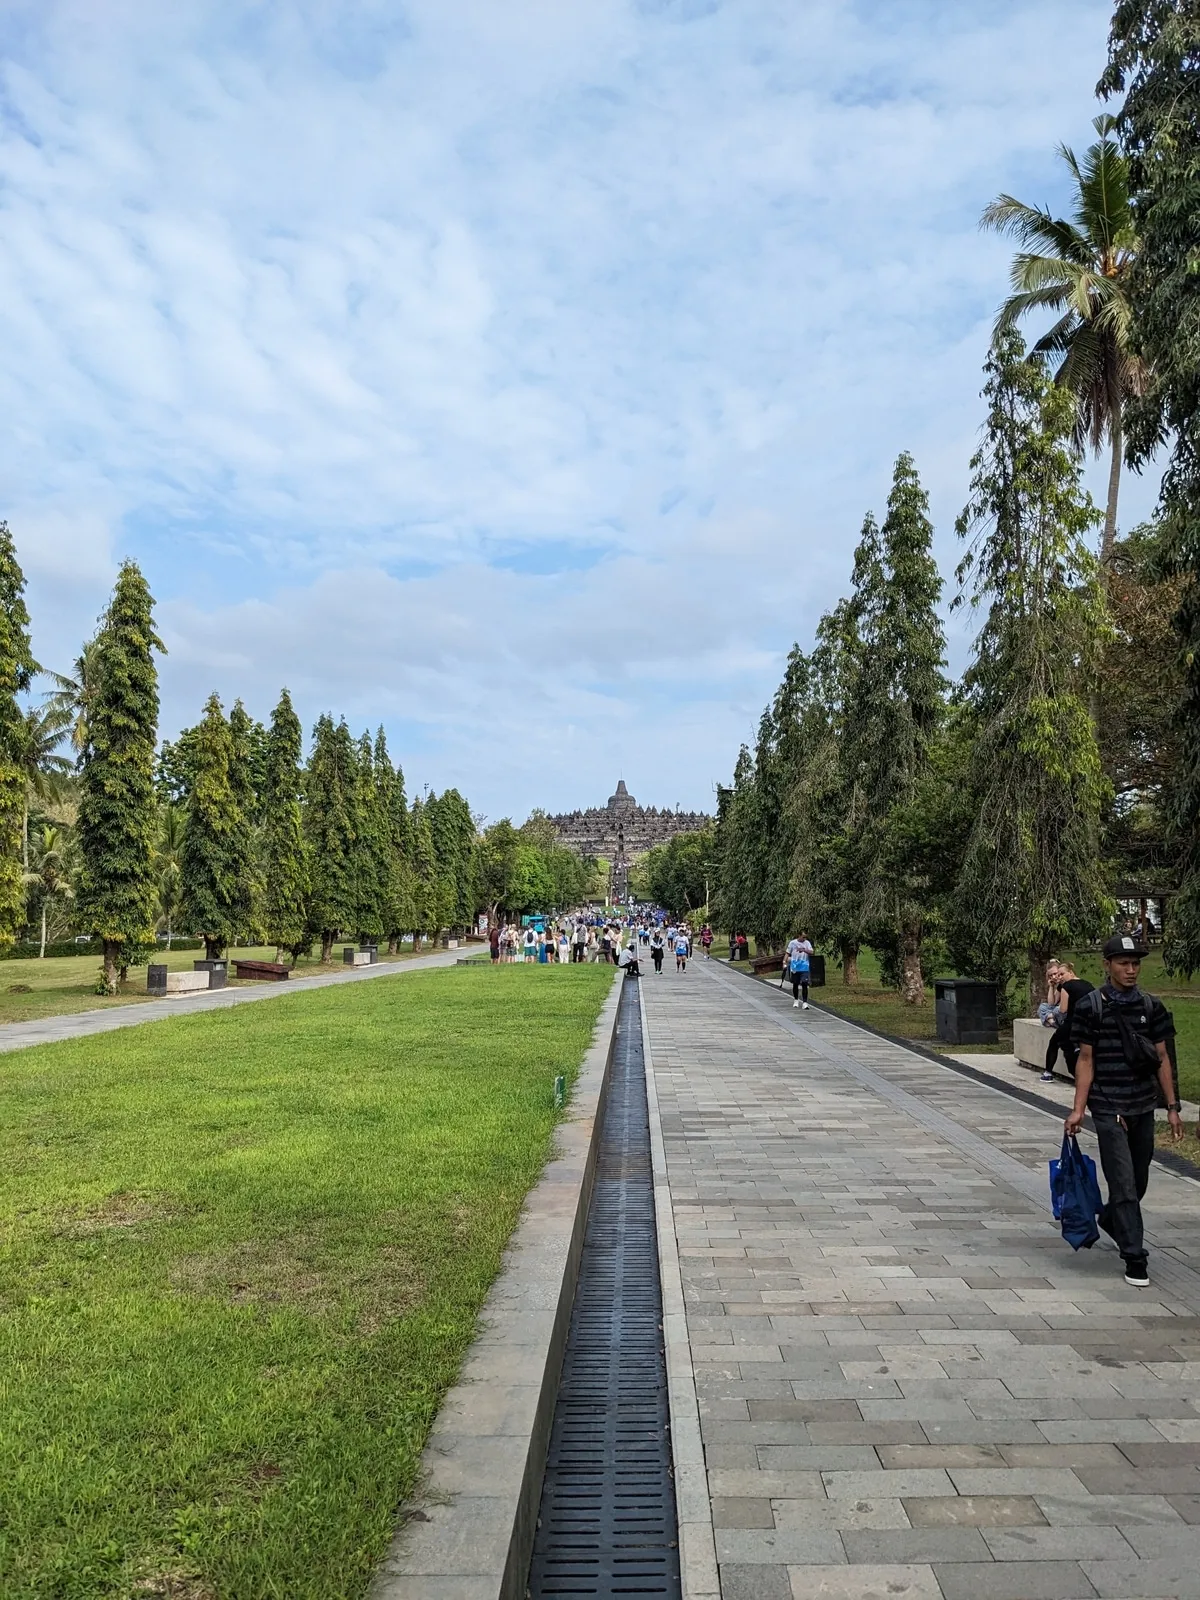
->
<box><xmin>1102</xmin><ymin>934</ymin><xmax>1149</xmax><ymax>960</ymax></box>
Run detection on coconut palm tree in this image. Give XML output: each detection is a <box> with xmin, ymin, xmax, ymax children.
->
<box><xmin>982</xmin><ymin>113</ymin><xmax>1147</xmax><ymax>563</ymax></box>
<box><xmin>44</xmin><ymin>640</ymin><xmax>100</xmax><ymax>759</ymax></box>
<box><xmin>17</xmin><ymin>700</ymin><xmax>73</xmax><ymax>870</ymax></box>
<box><xmin>25</xmin><ymin>824</ymin><xmax>73</xmax><ymax>958</ymax></box>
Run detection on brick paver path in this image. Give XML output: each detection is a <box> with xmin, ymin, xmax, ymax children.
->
<box><xmin>641</xmin><ymin>959</ymin><xmax>1200</xmax><ymax>1600</ymax></box>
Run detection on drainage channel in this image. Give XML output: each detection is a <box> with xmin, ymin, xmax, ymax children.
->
<box><xmin>527</xmin><ymin>978</ymin><xmax>681</xmax><ymax>1599</ymax></box>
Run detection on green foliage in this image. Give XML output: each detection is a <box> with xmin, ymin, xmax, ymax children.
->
<box><xmin>950</xmin><ymin>333</ymin><xmax>1109</xmax><ymax>1001</ymax></box>
<box><xmin>352</xmin><ymin>732</ymin><xmax>389</xmax><ymax>940</ymax></box>
<box><xmin>638</xmin><ymin>825</ymin><xmax>715</xmax><ymax>917</ymax></box>
<box><xmin>261</xmin><ymin>690</ymin><xmax>310</xmax><ymax>956</ymax></box>
<box><xmin>406</xmin><ymin>797</ymin><xmax>440</xmax><ymax>940</ymax></box>
<box><xmin>304</xmin><ymin>716</ymin><xmax>358</xmax><ymax>950</ymax></box>
<box><xmin>75</xmin><ymin>563</ymin><xmax>164</xmax><ymax>988</ymax></box>
<box><xmin>1103</xmin><ymin>5</ymin><xmax>1200</xmax><ymax>974</ymax></box>
<box><xmin>982</xmin><ymin>113</ymin><xmax>1145</xmax><ymax>558</ymax></box>
<box><xmin>0</xmin><ymin>525</ymin><xmax>36</xmax><ymax>945</ymax></box>
<box><xmin>376</xmin><ymin>733</ymin><xmax>416</xmax><ymax>943</ymax></box>
<box><xmin>428</xmin><ymin>788</ymin><xmax>477</xmax><ymax>931</ymax></box>
<box><xmin>180</xmin><ymin>694</ymin><xmax>258</xmax><ymax>959</ymax></box>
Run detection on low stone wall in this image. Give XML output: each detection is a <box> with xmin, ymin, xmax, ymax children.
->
<box><xmin>1013</xmin><ymin>1015</ymin><xmax>1053</xmax><ymax>1070</ymax></box>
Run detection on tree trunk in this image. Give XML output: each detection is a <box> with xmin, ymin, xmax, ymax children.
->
<box><xmin>204</xmin><ymin>935</ymin><xmax>224</xmax><ymax>962</ymax></box>
<box><xmin>101</xmin><ymin>938</ymin><xmax>120</xmax><ymax>995</ymax></box>
<box><xmin>900</xmin><ymin>926</ymin><xmax>924</xmax><ymax>1006</ymax></box>
<box><xmin>412</xmin><ymin>931</ymin><xmax>421</xmax><ymax>953</ymax></box>
<box><xmin>840</xmin><ymin>938</ymin><xmax>860</xmax><ymax>987</ymax></box>
<box><xmin>166</xmin><ymin>918</ymin><xmax>172</xmax><ymax>951</ymax></box>
<box><xmin>22</xmin><ymin>803</ymin><xmax>28</xmax><ymax>873</ymax></box>
<box><xmin>1028</xmin><ymin>949</ymin><xmax>1052</xmax><ymax>1017</ymax></box>
<box><xmin>386</xmin><ymin>937</ymin><xmax>397</xmax><ymax>956</ymax></box>
<box><xmin>1101</xmin><ymin>418</ymin><xmax>1122</xmax><ymax>564</ymax></box>
<box><xmin>39</xmin><ymin>902</ymin><xmax>47</xmax><ymax>958</ymax></box>
<box><xmin>320</xmin><ymin>931</ymin><xmax>334</xmax><ymax>963</ymax></box>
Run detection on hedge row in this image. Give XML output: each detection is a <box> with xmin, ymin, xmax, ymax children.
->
<box><xmin>3</xmin><ymin>938</ymin><xmax>206</xmax><ymax>960</ymax></box>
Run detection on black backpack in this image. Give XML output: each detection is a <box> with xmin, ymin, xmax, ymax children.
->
<box><xmin>1077</xmin><ymin>989</ymin><xmax>1168</xmax><ymax>1077</ymax></box>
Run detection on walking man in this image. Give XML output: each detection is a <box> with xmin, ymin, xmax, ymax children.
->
<box><xmin>786</xmin><ymin>930</ymin><xmax>813</xmax><ymax>1009</ymax></box>
<box><xmin>1064</xmin><ymin>934</ymin><xmax>1183</xmax><ymax>1287</ymax></box>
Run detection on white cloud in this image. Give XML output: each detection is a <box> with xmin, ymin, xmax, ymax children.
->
<box><xmin>1</xmin><ymin>0</ymin><xmax>1159</xmax><ymax>815</ymax></box>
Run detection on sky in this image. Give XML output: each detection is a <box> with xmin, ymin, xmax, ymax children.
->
<box><xmin>1</xmin><ymin>0</ymin><xmax>1159</xmax><ymax>822</ymax></box>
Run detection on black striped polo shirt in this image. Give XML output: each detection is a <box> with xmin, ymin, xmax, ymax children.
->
<box><xmin>1072</xmin><ymin>983</ymin><xmax>1170</xmax><ymax>1117</ymax></box>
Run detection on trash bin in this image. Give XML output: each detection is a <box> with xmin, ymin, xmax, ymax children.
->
<box><xmin>810</xmin><ymin>954</ymin><xmax>826</xmax><ymax>988</ymax></box>
<box><xmin>935</xmin><ymin>978</ymin><xmax>998</xmax><ymax>1046</ymax></box>
<box><xmin>193</xmin><ymin>959</ymin><xmax>227</xmax><ymax>990</ymax></box>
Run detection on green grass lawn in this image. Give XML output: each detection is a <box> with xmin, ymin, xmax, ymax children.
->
<box><xmin>0</xmin><ymin>963</ymin><xmax>615</xmax><ymax>1600</ymax></box>
<box><xmin>0</xmin><ymin>941</ymin><xmax>440</xmax><ymax>1028</ymax></box>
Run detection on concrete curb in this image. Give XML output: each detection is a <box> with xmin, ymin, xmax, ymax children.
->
<box><xmin>368</xmin><ymin>971</ymin><xmax>623</xmax><ymax>1600</ymax></box>
<box><xmin>639</xmin><ymin>979</ymin><xmax>720</xmax><ymax>1599</ymax></box>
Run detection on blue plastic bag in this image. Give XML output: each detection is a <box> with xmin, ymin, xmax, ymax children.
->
<box><xmin>1049</xmin><ymin>1134</ymin><xmax>1103</xmax><ymax>1250</ymax></box>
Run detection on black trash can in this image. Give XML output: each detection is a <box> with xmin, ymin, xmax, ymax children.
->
<box><xmin>193</xmin><ymin>959</ymin><xmax>227</xmax><ymax>990</ymax></box>
<box><xmin>809</xmin><ymin>953</ymin><xmax>826</xmax><ymax>988</ymax></box>
<box><xmin>935</xmin><ymin>978</ymin><xmax>998</xmax><ymax>1046</ymax></box>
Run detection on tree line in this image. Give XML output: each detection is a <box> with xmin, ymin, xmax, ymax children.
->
<box><xmin>713</xmin><ymin>38</ymin><xmax>1200</xmax><ymax>1011</ymax></box>
<box><xmin>7</xmin><ymin>550</ymin><xmax>595</xmax><ymax>990</ymax></box>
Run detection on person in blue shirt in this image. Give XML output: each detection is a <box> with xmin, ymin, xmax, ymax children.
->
<box><xmin>786</xmin><ymin>932</ymin><xmax>813</xmax><ymax>1009</ymax></box>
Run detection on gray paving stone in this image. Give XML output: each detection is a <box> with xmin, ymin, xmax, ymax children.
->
<box><xmin>785</xmin><ymin>1564</ymin><xmax>941</xmax><ymax>1599</ymax></box>
<box><xmin>714</xmin><ymin>1528</ymin><xmax>846</xmax><ymax>1563</ymax></box>
<box><xmin>712</xmin><ymin>1497</ymin><xmax>774</xmax><ymax>1528</ymax></box>
<box><xmin>1082</xmin><ymin>1557</ymin><xmax>1200</xmax><ymax>1597</ymax></box>
<box><xmin>719</xmin><ymin>1564</ymin><xmax>793</xmax><ymax>1600</ymax></box>
<box><xmin>982</xmin><ymin>1526</ymin><xmax>1135</xmax><ymax>1561</ymax></box>
<box><xmin>841</xmin><ymin>1527</ymin><xmax>992</xmax><ymax>1563</ymax></box>
<box><xmin>904</xmin><ymin>1496</ymin><xmax>1047</xmax><ymax>1528</ymax></box>
<box><xmin>933</xmin><ymin>1560</ymin><xmax>1097</xmax><ymax>1599</ymax></box>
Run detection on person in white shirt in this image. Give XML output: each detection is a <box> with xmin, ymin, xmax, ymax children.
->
<box><xmin>785</xmin><ymin>933</ymin><xmax>814</xmax><ymax>1008</ymax></box>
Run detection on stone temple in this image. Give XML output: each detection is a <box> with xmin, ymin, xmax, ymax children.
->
<box><xmin>549</xmin><ymin>780</ymin><xmax>710</xmax><ymax>858</ymax></box>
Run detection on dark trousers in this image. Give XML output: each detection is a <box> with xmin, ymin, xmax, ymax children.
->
<box><xmin>1093</xmin><ymin>1110</ymin><xmax>1155</xmax><ymax>1259</ymax></box>
<box><xmin>791</xmin><ymin>975</ymin><xmax>809</xmax><ymax>1002</ymax></box>
<box><xmin>1046</xmin><ymin>1023</ymin><xmax>1078</xmax><ymax>1076</ymax></box>
<box><xmin>572</xmin><ymin>944</ymin><xmax>585</xmax><ymax>963</ymax></box>
<box><xmin>652</xmin><ymin>951</ymin><xmax>663</xmax><ymax>972</ymax></box>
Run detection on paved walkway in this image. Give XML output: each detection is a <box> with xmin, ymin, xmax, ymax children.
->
<box><xmin>0</xmin><ymin>946</ymin><xmax>469</xmax><ymax>1054</ymax></box>
<box><xmin>640</xmin><ymin>958</ymin><xmax>1200</xmax><ymax>1600</ymax></box>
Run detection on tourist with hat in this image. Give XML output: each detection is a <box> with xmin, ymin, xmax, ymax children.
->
<box><xmin>1064</xmin><ymin>933</ymin><xmax>1183</xmax><ymax>1287</ymax></box>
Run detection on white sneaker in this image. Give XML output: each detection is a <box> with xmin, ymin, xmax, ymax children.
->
<box><xmin>792</xmin><ymin>999</ymin><xmax>799</xmax><ymax>1008</ymax></box>
<box><xmin>802</xmin><ymin>1001</ymin><xmax>809</xmax><ymax>1010</ymax></box>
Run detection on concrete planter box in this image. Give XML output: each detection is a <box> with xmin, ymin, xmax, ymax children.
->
<box><xmin>147</xmin><ymin>966</ymin><xmax>209</xmax><ymax>996</ymax></box>
<box><xmin>344</xmin><ymin>948</ymin><xmax>373</xmax><ymax>966</ymax></box>
<box><xmin>193</xmin><ymin>960</ymin><xmax>228</xmax><ymax>990</ymax></box>
<box><xmin>1013</xmin><ymin>1015</ymin><xmax>1053</xmax><ymax>1070</ymax></box>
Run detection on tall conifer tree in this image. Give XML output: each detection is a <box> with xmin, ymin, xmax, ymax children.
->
<box><xmin>76</xmin><ymin>561</ymin><xmax>163</xmax><ymax>991</ymax></box>
<box><xmin>0</xmin><ymin>525</ymin><xmax>35</xmax><ymax>946</ymax></box>
<box><xmin>353</xmin><ymin>731</ymin><xmax>388</xmax><ymax>942</ymax></box>
<box><xmin>407</xmin><ymin>796</ymin><xmax>439</xmax><ymax>950</ymax></box>
<box><xmin>841</xmin><ymin>457</ymin><xmax>947</xmax><ymax>1001</ymax></box>
<box><xmin>305</xmin><ymin>714</ymin><xmax>357</xmax><ymax>960</ymax></box>
<box><xmin>952</xmin><ymin>332</ymin><xmax>1108</xmax><ymax>1007</ymax></box>
<box><xmin>375</xmin><ymin>729</ymin><xmax>415</xmax><ymax>952</ymax></box>
<box><xmin>261</xmin><ymin>688</ymin><xmax>310</xmax><ymax>961</ymax></box>
<box><xmin>180</xmin><ymin>694</ymin><xmax>254</xmax><ymax>960</ymax></box>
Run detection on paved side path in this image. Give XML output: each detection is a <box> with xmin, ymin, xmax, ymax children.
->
<box><xmin>0</xmin><ymin>947</ymin><xmax>470</xmax><ymax>1054</ymax></box>
<box><xmin>641</xmin><ymin>959</ymin><xmax>1200</xmax><ymax>1600</ymax></box>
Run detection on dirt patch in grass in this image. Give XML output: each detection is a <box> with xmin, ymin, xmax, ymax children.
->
<box><xmin>132</xmin><ymin>1574</ymin><xmax>217</xmax><ymax>1600</ymax></box>
<box><xmin>53</xmin><ymin>1189</ymin><xmax>187</xmax><ymax>1237</ymax></box>
<box><xmin>169</xmin><ymin>1233</ymin><xmax>425</xmax><ymax>1329</ymax></box>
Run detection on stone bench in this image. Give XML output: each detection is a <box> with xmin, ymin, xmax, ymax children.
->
<box><xmin>1013</xmin><ymin>1016</ymin><xmax>1054</xmax><ymax>1071</ymax></box>
<box><xmin>233</xmin><ymin>960</ymin><xmax>291</xmax><ymax>981</ymax></box>
<box><xmin>343</xmin><ymin>948</ymin><xmax>376</xmax><ymax>966</ymax></box>
<box><xmin>147</xmin><ymin>966</ymin><xmax>209</xmax><ymax>996</ymax></box>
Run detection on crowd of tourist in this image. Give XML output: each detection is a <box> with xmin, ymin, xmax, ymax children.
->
<box><xmin>486</xmin><ymin>910</ymin><xmax>717</xmax><ymax>979</ymax></box>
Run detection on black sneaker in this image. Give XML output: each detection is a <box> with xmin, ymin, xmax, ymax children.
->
<box><xmin>1123</xmin><ymin>1255</ymin><xmax>1150</xmax><ymax>1288</ymax></box>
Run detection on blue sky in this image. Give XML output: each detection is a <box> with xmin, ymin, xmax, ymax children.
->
<box><xmin>2</xmin><ymin>0</ymin><xmax>1158</xmax><ymax>820</ymax></box>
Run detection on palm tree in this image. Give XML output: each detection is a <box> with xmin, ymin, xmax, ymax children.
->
<box><xmin>44</xmin><ymin>640</ymin><xmax>101</xmax><ymax>759</ymax></box>
<box><xmin>25</xmin><ymin>824</ymin><xmax>73</xmax><ymax>958</ymax></box>
<box><xmin>17</xmin><ymin>700</ymin><xmax>73</xmax><ymax>870</ymax></box>
<box><xmin>154</xmin><ymin>803</ymin><xmax>186</xmax><ymax>948</ymax></box>
<box><xmin>982</xmin><ymin>113</ymin><xmax>1147</xmax><ymax>563</ymax></box>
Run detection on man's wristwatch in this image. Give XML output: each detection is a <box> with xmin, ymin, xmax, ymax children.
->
<box><xmin>1168</xmin><ymin>1101</ymin><xmax>1183</xmax><ymax>1113</ymax></box>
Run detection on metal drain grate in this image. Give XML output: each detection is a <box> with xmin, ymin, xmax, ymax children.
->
<box><xmin>527</xmin><ymin>980</ymin><xmax>681</xmax><ymax>1598</ymax></box>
